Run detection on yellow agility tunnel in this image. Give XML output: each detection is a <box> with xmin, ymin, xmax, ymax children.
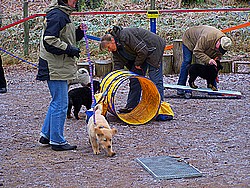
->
<box><xmin>100</xmin><ymin>70</ymin><xmax>161</xmax><ymax>125</ymax></box>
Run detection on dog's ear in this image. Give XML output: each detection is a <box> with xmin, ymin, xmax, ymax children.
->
<box><xmin>93</xmin><ymin>80</ymin><xmax>101</xmax><ymax>93</ymax></box>
<box><xmin>111</xmin><ymin>128</ymin><xmax>117</xmax><ymax>135</ymax></box>
<box><xmin>94</xmin><ymin>127</ymin><xmax>103</xmax><ymax>136</ymax></box>
<box><xmin>87</xmin><ymin>80</ymin><xmax>101</xmax><ymax>93</ymax></box>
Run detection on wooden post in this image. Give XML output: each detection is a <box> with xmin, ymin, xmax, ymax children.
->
<box><xmin>162</xmin><ymin>54</ymin><xmax>173</xmax><ymax>75</ymax></box>
<box><xmin>95</xmin><ymin>60</ymin><xmax>113</xmax><ymax>77</ymax></box>
<box><xmin>173</xmin><ymin>39</ymin><xmax>183</xmax><ymax>74</ymax></box>
<box><xmin>220</xmin><ymin>59</ymin><xmax>233</xmax><ymax>73</ymax></box>
<box><xmin>233</xmin><ymin>61</ymin><xmax>250</xmax><ymax>74</ymax></box>
<box><xmin>23</xmin><ymin>1</ymin><xmax>29</xmax><ymax>56</ymax></box>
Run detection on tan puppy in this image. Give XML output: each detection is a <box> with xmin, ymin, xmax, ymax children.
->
<box><xmin>87</xmin><ymin>104</ymin><xmax>117</xmax><ymax>157</ymax></box>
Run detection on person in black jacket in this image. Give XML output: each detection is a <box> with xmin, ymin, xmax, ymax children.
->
<box><xmin>0</xmin><ymin>55</ymin><xmax>7</xmax><ymax>93</ymax></box>
<box><xmin>100</xmin><ymin>26</ymin><xmax>166</xmax><ymax>113</ymax></box>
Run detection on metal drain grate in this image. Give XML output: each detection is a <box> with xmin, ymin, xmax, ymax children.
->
<box><xmin>136</xmin><ymin>156</ymin><xmax>202</xmax><ymax>180</ymax></box>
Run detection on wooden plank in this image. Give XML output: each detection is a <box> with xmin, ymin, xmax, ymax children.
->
<box><xmin>164</xmin><ymin>83</ymin><xmax>242</xmax><ymax>97</ymax></box>
<box><xmin>233</xmin><ymin>61</ymin><xmax>250</xmax><ymax>74</ymax></box>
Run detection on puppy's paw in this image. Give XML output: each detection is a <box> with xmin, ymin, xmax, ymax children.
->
<box><xmin>94</xmin><ymin>150</ymin><xmax>100</xmax><ymax>155</ymax></box>
<box><xmin>211</xmin><ymin>86</ymin><xmax>218</xmax><ymax>91</ymax></box>
<box><xmin>190</xmin><ymin>83</ymin><xmax>198</xmax><ymax>89</ymax></box>
<box><xmin>67</xmin><ymin>115</ymin><xmax>73</xmax><ymax>119</ymax></box>
<box><xmin>208</xmin><ymin>84</ymin><xmax>217</xmax><ymax>91</ymax></box>
<box><xmin>108</xmin><ymin>152</ymin><xmax>116</xmax><ymax>157</ymax></box>
<box><xmin>207</xmin><ymin>84</ymin><xmax>212</xmax><ymax>88</ymax></box>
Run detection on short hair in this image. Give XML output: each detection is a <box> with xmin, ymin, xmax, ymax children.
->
<box><xmin>58</xmin><ymin>0</ymin><xmax>68</xmax><ymax>5</ymax></box>
<box><xmin>99</xmin><ymin>34</ymin><xmax>113</xmax><ymax>51</ymax></box>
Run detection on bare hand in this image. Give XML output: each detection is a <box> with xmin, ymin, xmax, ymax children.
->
<box><xmin>209</xmin><ymin>59</ymin><xmax>217</xmax><ymax>66</ymax></box>
<box><xmin>135</xmin><ymin>66</ymin><xmax>141</xmax><ymax>70</ymax></box>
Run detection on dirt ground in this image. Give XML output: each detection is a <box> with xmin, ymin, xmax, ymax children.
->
<box><xmin>0</xmin><ymin>64</ymin><xmax>249</xmax><ymax>188</ymax></box>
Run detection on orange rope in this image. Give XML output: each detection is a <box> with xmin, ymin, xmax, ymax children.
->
<box><xmin>221</xmin><ymin>22</ymin><xmax>250</xmax><ymax>33</ymax></box>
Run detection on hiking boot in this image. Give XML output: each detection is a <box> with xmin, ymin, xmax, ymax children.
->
<box><xmin>39</xmin><ymin>136</ymin><xmax>50</xmax><ymax>145</ymax></box>
<box><xmin>118</xmin><ymin>107</ymin><xmax>133</xmax><ymax>114</ymax></box>
<box><xmin>51</xmin><ymin>144</ymin><xmax>77</xmax><ymax>151</ymax></box>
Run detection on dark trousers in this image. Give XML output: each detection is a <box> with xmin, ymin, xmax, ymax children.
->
<box><xmin>126</xmin><ymin>62</ymin><xmax>164</xmax><ymax>109</ymax></box>
<box><xmin>0</xmin><ymin>55</ymin><xmax>7</xmax><ymax>88</ymax></box>
<box><xmin>126</xmin><ymin>65</ymin><xmax>145</xmax><ymax>109</ymax></box>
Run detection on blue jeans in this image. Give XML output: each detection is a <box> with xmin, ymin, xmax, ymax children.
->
<box><xmin>40</xmin><ymin>80</ymin><xmax>68</xmax><ymax>145</ymax></box>
<box><xmin>177</xmin><ymin>44</ymin><xmax>193</xmax><ymax>86</ymax></box>
<box><xmin>126</xmin><ymin>62</ymin><xmax>164</xmax><ymax>108</ymax></box>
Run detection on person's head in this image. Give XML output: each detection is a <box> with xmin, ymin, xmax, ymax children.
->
<box><xmin>99</xmin><ymin>34</ymin><xmax>117</xmax><ymax>52</ymax></box>
<box><xmin>216</xmin><ymin>36</ymin><xmax>232</xmax><ymax>55</ymax></box>
<box><xmin>58</xmin><ymin>0</ymin><xmax>78</xmax><ymax>8</ymax></box>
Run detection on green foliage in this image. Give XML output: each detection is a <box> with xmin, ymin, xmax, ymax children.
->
<box><xmin>182</xmin><ymin>0</ymin><xmax>205</xmax><ymax>5</ymax></box>
<box><xmin>0</xmin><ymin>0</ymin><xmax>249</xmax><ymax>63</ymax></box>
<box><xmin>79</xmin><ymin>0</ymin><xmax>103</xmax><ymax>10</ymax></box>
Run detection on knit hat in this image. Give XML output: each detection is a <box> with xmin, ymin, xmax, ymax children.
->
<box><xmin>220</xmin><ymin>37</ymin><xmax>232</xmax><ymax>51</ymax></box>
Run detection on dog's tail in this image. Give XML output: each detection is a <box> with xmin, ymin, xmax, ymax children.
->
<box><xmin>94</xmin><ymin>104</ymin><xmax>103</xmax><ymax>114</ymax></box>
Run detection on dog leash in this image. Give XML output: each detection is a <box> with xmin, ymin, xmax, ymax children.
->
<box><xmin>81</xmin><ymin>23</ymin><xmax>96</xmax><ymax>125</ymax></box>
<box><xmin>0</xmin><ymin>47</ymin><xmax>38</xmax><ymax>68</ymax></box>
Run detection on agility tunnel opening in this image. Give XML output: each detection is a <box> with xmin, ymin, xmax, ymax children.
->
<box><xmin>100</xmin><ymin>70</ymin><xmax>161</xmax><ymax>125</ymax></box>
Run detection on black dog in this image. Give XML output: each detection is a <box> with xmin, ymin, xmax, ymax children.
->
<box><xmin>67</xmin><ymin>80</ymin><xmax>101</xmax><ymax>120</ymax></box>
<box><xmin>187</xmin><ymin>60</ymin><xmax>223</xmax><ymax>91</ymax></box>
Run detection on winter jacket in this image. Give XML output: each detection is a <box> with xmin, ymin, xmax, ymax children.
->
<box><xmin>182</xmin><ymin>25</ymin><xmax>226</xmax><ymax>65</ymax></box>
<box><xmin>110</xmin><ymin>27</ymin><xmax>166</xmax><ymax>70</ymax></box>
<box><xmin>36</xmin><ymin>0</ymin><xmax>84</xmax><ymax>81</ymax></box>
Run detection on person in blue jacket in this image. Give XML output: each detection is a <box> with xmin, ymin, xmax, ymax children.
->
<box><xmin>36</xmin><ymin>0</ymin><xmax>85</xmax><ymax>151</ymax></box>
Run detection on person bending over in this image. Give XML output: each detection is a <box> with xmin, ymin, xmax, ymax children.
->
<box><xmin>177</xmin><ymin>25</ymin><xmax>232</xmax><ymax>95</ymax></box>
<box><xmin>100</xmin><ymin>26</ymin><xmax>166</xmax><ymax>113</ymax></box>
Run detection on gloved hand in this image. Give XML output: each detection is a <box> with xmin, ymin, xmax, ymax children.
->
<box><xmin>209</xmin><ymin>59</ymin><xmax>217</xmax><ymax>66</ymax></box>
<box><xmin>66</xmin><ymin>45</ymin><xmax>81</xmax><ymax>58</ymax></box>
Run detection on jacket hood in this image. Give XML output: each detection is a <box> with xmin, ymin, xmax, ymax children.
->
<box><xmin>46</xmin><ymin>0</ymin><xmax>75</xmax><ymax>15</ymax></box>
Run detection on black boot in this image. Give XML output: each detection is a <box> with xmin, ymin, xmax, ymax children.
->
<box><xmin>51</xmin><ymin>144</ymin><xmax>77</xmax><ymax>151</ymax></box>
<box><xmin>0</xmin><ymin>88</ymin><xmax>7</xmax><ymax>93</ymax></box>
<box><xmin>39</xmin><ymin>136</ymin><xmax>50</xmax><ymax>145</ymax></box>
<box><xmin>118</xmin><ymin>107</ymin><xmax>133</xmax><ymax>113</ymax></box>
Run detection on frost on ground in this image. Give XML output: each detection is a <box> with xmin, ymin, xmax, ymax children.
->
<box><xmin>0</xmin><ymin>64</ymin><xmax>249</xmax><ymax>187</ymax></box>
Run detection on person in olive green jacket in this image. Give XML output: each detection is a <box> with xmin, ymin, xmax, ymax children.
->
<box><xmin>100</xmin><ymin>26</ymin><xmax>166</xmax><ymax>113</ymax></box>
<box><xmin>36</xmin><ymin>0</ymin><xmax>86</xmax><ymax>151</ymax></box>
<box><xmin>177</xmin><ymin>25</ymin><xmax>232</xmax><ymax>95</ymax></box>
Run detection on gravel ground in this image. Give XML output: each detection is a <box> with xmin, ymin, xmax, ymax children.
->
<box><xmin>0</xmin><ymin>64</ymin><xmax>249</xmax><ymax>188</ymax></box>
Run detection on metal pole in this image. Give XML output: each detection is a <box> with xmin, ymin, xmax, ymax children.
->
<box><xmin>150</xmin><ymin>0</ymin><xmax>156</xmax><ymax>33</ymax></box>
<box><xmin>0</xmin><ymin>6</ymin><xmax>2</xmax><ymax>27</ymax></box>
<box><xmin>23</xmin><ymin>1</ymin><xmax>29</xmax><ymax>56</ymax></box>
